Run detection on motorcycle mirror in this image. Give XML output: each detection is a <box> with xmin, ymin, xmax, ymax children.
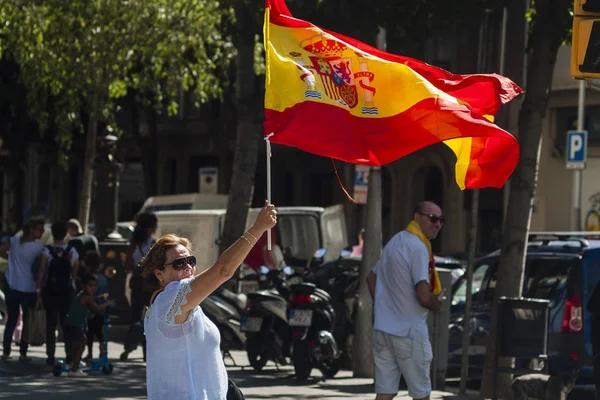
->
<box><xmin>258</xmin><ymin>265</ymin><xmax>269</xmax><ymax>275</ymax></box>
<box><xmin>340</xmin><ymin>249</ymin><xmax>352</xmax><ymax>258</ymax></box>
<box><xmin>283</xmin><ymin>266</ymin><xmax>294</xmax><ymax>276</ymax></box>
<box><xmin>314</xmin><ymin>248</ymin><xmax>327</xmax><ymax>259</ymax></box>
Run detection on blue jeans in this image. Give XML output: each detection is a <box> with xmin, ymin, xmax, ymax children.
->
<box><xmin>2</xmin><ymin>283</ymin><xmax>36</xmax><ymax>357</ymax></box>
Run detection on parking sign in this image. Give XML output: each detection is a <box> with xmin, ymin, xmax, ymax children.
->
<box><xmin>566</xmin><ymin>130</ymin><xmax>587</xmax><ymax>169</ymax></box>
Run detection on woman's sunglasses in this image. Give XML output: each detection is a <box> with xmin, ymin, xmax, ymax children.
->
<box><xmin>164</xmin><ymin>255</ymin><xmax>197</xmax><ymax>270</ymax></box>
<box><xmin>418</xmin><ymin>212</ymin><xmax>445</xmax><ymax>225</ymax></box>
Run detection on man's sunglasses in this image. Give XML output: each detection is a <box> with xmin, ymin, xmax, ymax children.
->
<box><xmin>164</xmin><ymin>255</ymin><xmax>197</xmax><ymax>270</ymax></box>
<box><xmin>418</xmin><ymin>212</ymin><xmax>445</xmax><ymax>225</ymax></box>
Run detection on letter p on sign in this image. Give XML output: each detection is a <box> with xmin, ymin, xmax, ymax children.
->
<box><xmin>566</xmin><ymin>130</ymin><xmax>587</xmax><ymax>169</ymax></box>
<box><xmin>570</xmin><ymin>135</ymin><xmax>582</xmax><ymax>159</ymax></box>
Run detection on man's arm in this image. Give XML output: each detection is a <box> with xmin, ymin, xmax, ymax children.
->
<box><xmin>0</xmin><ymin>241</ymin><xmax>10</xmax><ymax>259</ymax></box>
<box><xmin>411</xmin><ymin>241</ymin><xmax>444</xmax><ymax>312</ymax></box>
<box><xmin>36</xmin><ymin>254</ymin><xmax>49</xmax><ymax>292</ymax></box>
<box><xmin>416</xmin><ymin>281</ymin><xmax>444</xmax><ymax>312</ymax></box>
<box><xmin>367</xmin><ymin>271</ymin><xmax>376</xmax><ymax>299</ymax></box>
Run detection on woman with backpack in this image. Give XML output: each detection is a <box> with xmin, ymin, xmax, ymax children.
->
<box><xmin>36</xmin><ymin>220</ymin><xmax>79</xmax><ymax>365</ymax></box>
<box><xmin>121</xmin><ymin>212</ymin><xmax>157</xmax><ymax>361</ymax></box>
<box><xmin>0</xmin><ymin>217</ymin><xmax>45</xmax><ymax>362</ymax></box>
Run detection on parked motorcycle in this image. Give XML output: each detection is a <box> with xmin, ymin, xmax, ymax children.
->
<box><xmin>304</xmin><ymin>249</ymin><xmax>360</xmax><ymax>370</ymax></box>
<box><xmin>212</xmin><ymin>265</ymin><xmax>260</xmax><ymax>315</ymax></box>
<box><xmin>241</xmin><ymin>265</ymin><xmax>294</xmax><ymax>371</ymax></box>
<box><xmin>288</xmin><ymin>249</ymin><xmax>341</xmax><ymax>381</ymax></box>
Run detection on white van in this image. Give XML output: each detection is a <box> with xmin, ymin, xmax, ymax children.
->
<box><xmin>154</xmin><ymin>205</ymin><xmax>348</xmax><ymax>272</ymax></box>
<box><xmin>137</xmin><ymin>193</ymin><xmax>229</xmax><ymax>215</ymax></box>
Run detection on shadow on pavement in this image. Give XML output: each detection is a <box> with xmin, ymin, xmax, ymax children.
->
<box><xmin>0</xmin><ymin>361</ymin><xmax>147</xmax><ymax>399</ymax></box>
<box><xmin>246</xmin><ymin>395</ymin><xmax>361</xmax><ymax>399</ymax></box>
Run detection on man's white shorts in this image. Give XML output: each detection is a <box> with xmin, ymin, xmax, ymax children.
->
<box><xmin>373</xmin><ymin>330</ymin><xmax>433</xmax><ymax>399</ymax></box>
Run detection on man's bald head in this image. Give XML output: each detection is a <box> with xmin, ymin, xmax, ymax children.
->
<box><xmin>414</xmin><ymin>201</ymin><xmax>442</xmax><ymax>215</ymax></box>
<box><xmin>413</xmin><ymin>201</ymin><xmax>444</xmax><ymax>240</ymax></box>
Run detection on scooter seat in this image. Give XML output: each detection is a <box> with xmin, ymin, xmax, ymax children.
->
<box><xmin>313</xmin><ymin>288</ymin><xmax>332</xmax><ymax>303</ymax></box>
<box><xmin>217</xmin><ymin>287</ymin><xmax>247</xmax><ymax>311</ymax></box>
<box><xmin>247</xmin><ymin>290</ymin><xmax>285</xmax><ymax>303</ymax></box>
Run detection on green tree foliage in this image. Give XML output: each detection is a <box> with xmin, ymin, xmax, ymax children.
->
<box><xmin>0</xmin><ymin>0</ymin><xmax>235</xmax><ymax>229</ymax></box>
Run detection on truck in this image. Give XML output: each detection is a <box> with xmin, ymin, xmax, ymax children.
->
<box><xmin>154</xmin><ymin>205</ymin><xmax>348</xmax><ymax>273</ymax></box>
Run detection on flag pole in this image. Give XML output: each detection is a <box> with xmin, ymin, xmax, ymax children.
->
<box><xmin>264</xmin><ymin>6</ymin><xmax>272</xmax><ymax>250</ymax></box>
<box><xmin>265</xmin><ymin>133</ymin><xmax>273</xmax><ymax>250</ymax></box>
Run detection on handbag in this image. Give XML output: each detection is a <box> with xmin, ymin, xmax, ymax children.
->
<box><xmin>25</xmin><ymin>298</ymin><xmax>46</xmax><ymax>346</ymax></box>
<box><xmin>226</xmin><ymin>379</ymin><xmax>245</xmax><ymax>400</ymax></box>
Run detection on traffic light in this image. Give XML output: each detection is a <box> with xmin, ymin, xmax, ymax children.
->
<box><xmin>577</xmin><ymin>0</ymin><xmax>600</xmax><ymax>14</ymax></box>
<box><xmin>572</xmin><ymin>0</ymin><xmax>600</xmax><ymax>79</ymax></box>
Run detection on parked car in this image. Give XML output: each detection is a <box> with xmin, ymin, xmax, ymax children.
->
<box><xmin>447</xmin><ymin>232</ymin><xmax>600</xmax><ymax>394</ymax></box>
<box><xmin>434</xmin><ymin>255</ymin><xmax>466</xmax><ymax>283</ymax></box>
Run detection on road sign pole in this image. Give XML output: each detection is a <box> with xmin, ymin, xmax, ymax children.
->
<box><xmin>572</xmin><ymin>80</ymin><xmax>585</xmax><ymax>231</ymax></box>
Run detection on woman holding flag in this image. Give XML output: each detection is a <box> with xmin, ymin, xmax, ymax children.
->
<box><xmin>140</xmin><ymin>201</ymin><xmax>277</xmax><ymax>400</ymax></box>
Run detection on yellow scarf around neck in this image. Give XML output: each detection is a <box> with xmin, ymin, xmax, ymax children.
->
<box><xmin>406</xmin><ymin>220</ymin><xmax>442</xmax><ymax>295</ymax></box>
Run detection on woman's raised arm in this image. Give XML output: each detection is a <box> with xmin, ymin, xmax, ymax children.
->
<box><xmin>180</xmin><ymin>201</ymin><xmax>277</xmax><ymax>315</ymax></box>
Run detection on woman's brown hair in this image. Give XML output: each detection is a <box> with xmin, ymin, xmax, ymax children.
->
<box><xmin>139</xmin><ymin>234</ymin><xmax>193</xmax><ymax>290</ymax></box>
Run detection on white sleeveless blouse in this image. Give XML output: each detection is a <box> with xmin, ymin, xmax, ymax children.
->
<box><xmin>144</xmin><ymin>278</ymin><xmax>228</xmax><ymax>400</ymax></box>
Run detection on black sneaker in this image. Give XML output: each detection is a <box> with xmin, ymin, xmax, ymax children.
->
<box><xmin>46</xmin><ymin>356</ymin><xmax>55</xmax><ymax>366</ymax></box>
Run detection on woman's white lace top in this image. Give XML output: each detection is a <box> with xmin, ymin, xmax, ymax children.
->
<box><xmin>144</xmin><ymin>277</ymin><xmax>228</xmax><ymax>400</ymax></box>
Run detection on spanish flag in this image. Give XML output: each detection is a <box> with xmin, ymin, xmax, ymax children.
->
<box><xmin>263</xmin><ymin>0</ymin><xmax>522</xmax><ymax>189</ymax></box>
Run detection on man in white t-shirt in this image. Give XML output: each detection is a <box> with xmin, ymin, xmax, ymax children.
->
<box><xmin>367</xmin><ymin>201</ymin><xmax>446</xmax><ymax>400</ymax></box>
<box><xmin>36</xmin><ymin>220</ymin><xmax>79</xmax><ymax>365</ymax></box>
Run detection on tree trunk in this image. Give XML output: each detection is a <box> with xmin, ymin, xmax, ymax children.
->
<box><xmin>219</xmin><ymin>0</ymin><xmax>262</xmax><ymax>255</ymax></box>
<box><xmin>353</xmin><ymin>166</ymin><xmax>381</xmax><ymax>378</ymax></box>
<box><xmin>77</xmin><ymin>93</ymin><xmax>99</xmax><ymax>233</ymax></box>
<box><xmin>479</xmin><ymin>0</ymin><xmax>571</xmax><ymax>397</ymax></box>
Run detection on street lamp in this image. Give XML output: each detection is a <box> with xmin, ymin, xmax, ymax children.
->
<box><xmin>95</xmin><ymin>128</ymin><xmax>131</xmax><ymax>324</ymax></box>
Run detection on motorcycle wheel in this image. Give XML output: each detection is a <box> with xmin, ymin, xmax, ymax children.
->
<box><xmin>246</xmin><ymin>335</ymin><xmax>269</xmax><ymax>371</ymax></box>
<box><xmin>292</xmin><ymin>340</ymin><xmax>312</xmax><ymax>381</ymax></box>
<box><xmin>319</xmin><ymin>357</ymin><xmax>341</xmax><ymax>378</ymax></box>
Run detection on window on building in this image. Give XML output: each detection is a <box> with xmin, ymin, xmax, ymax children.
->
<box><xmin>555</xmin><ymin>106</ymin><xmax>600</xmax><ymax>153</ymax></box>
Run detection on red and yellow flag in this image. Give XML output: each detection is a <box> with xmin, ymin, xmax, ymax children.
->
<box><xmin>263</xmin><ymin>0</ymin><xmax>523</xmax><ymax>189</ymax></box>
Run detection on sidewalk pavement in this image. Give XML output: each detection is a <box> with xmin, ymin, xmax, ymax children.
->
<box><xmin>0</xmin><ymin>320</ymin><xmax>478</xmax><ymax>399</ymax></box>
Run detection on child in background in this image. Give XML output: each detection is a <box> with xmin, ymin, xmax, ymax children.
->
<box><xmin>83</xmin><ymin>251</ymin><xmax>108</xmax><ymax>361</ymax></box>
<box><xmin>64</xmin><ymin>272</ymin><xmax>114</xmax><ymax>377</ymax></box>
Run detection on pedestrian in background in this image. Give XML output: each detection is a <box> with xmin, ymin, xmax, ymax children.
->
<box><xmin>350</xmin><ymin>228</ymin><xmax>365</xmax><ymax>257</ymax></box>
<box><xmin>64</xmin><ymin>272</ymin><xmax>114</xmax><ymax>377</ymax></box>
<box><xmin>0</xmin><ymin>217</ymin><xmax>45</xmax><ymax>362</ymax></box>
<box><xmin>35</xmin><ymin>220</ymin><xmax>79</xmax><ymax>366</ymax></box>
<box><xmin>121</xmin><ymin>212</ymin><xmax>157</xmax><ymax>361</ymax></box>
<box><xmin>67</xmin><ymin>219</ymin><xmax>100</xmax><ymax>263</ymax></box>
<box><xmin>83</xmin><ymin>251</ymin><xmax>108</xmax><ymax>361</ymax></box>
<box><xmin>367</xmin><ymin>201</ymin><xmax>446</xmax><ymax>400</ymax></box>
